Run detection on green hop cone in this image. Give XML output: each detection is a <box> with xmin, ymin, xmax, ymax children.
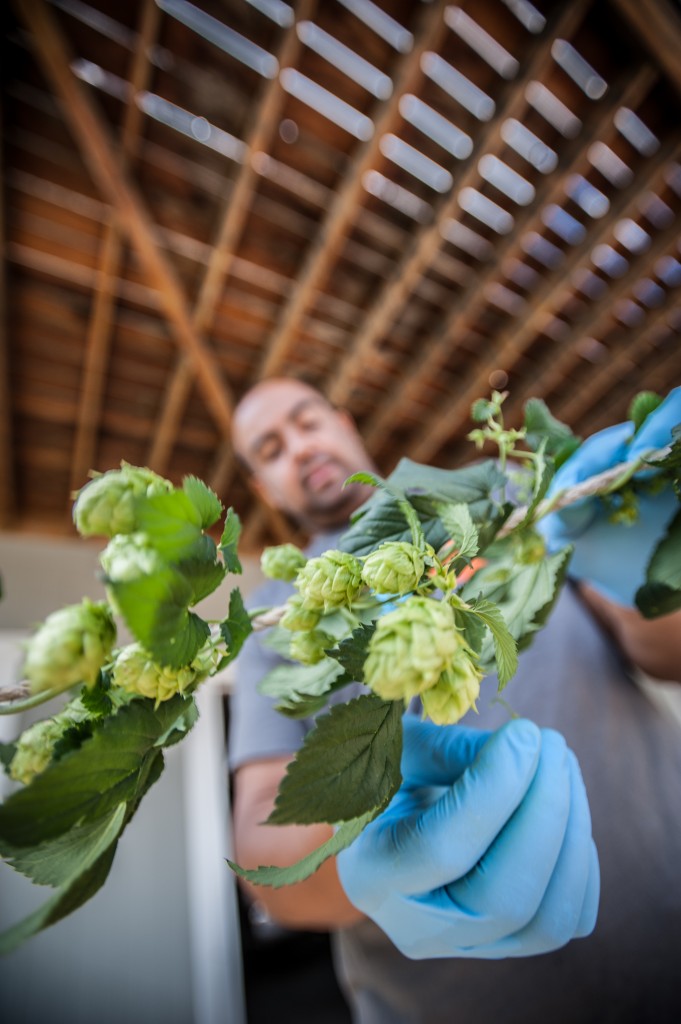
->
<box><xmin>24</xmin><ymin>599</ymin><xmax>117</xmax><ymax>696</ymax></box>
<box><xmin>73</xmin><ymin>462</ymin><xmax>173</xmax><ymax>538</ymax></box>
<box><xmin>280</xmin><ymin>595</ymin><xmax>321</xmax><ymax>632</ymax></box>
<box><xmin>100</xmin><ymin>532</ymin><xmax>165</xmax><ymax>584</ymax></box>
<box><xmin>420</xmin><ymin>655</ymin><xmax>483</xmax><ymax>726</ymax></box>
<box><xmin>9</xmin><ymin>699</ymin><xmax>90</xmax><ymax>785</ymax></box>
<box><xmin>261</xmin><ymin>544</ymin><xmax>307</xmax><ymax>582</ymax></box>
<box><xmin>289</xmin><ymin>630</ymin><xmax>335</xmax><ymax>666</ymax></box>
<box><xmin>361</xmin><ymin>541</ymin><xmax>425</xmax><ymax>595</ymax></box>
<box><xmin>111</xmin><ymin>639</ymin><xmax>218</xmax><ymax>707</ymax></box>
<box><xmin>295</xmin><ymin>550</ymin><xmax>363</xmax><ymax>612</ymax></box>
<box><xmin>364</xmin><ymin>596</ymin><xmax>462</xmax><ymax>703</ymax></box>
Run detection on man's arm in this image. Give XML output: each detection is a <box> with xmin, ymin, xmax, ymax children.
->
<box><xmin>232</xmin><ymin>756</ymin><xmax>363</xmax><ymax>929</ymax></box>
<box><xmin>579</xmin><ymin>584</ymin><xmax>681</xmax><ymax>683</ymax></box>
<box><xmin>232</xmin><ymin>719</ymin><xmax>599</xmax><ymax>959</ymax></box>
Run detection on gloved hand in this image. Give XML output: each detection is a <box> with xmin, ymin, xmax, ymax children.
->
<box><xmin>538</xmin><ymin>387</ymin><xmax>680</xmax><ymax>606</ymax></box>
<box><xmin>337</xmin><ymin>715</ymin><xmax>599</xmax><ymax>960</ymax></box>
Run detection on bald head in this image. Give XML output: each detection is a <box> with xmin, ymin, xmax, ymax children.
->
<box><xmin>232</xmin><ymin>377</ymin><xmax>376</xmax><ymax>533</ymax></box>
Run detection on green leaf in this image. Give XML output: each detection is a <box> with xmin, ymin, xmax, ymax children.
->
<box><xmin>325</xmin><ymin>623</ymin><xmax>376</xmax><ymax>682</ymax></box>
<box><xmin>219</xmin><ymin>507</ymin><xmax>243</xmax><ymax>574</ymax></box>
<box><xmin>341</xmin><ymin>460</ymin><xmax>506</xmax><ymax>558</ymax></box>
<box><xmin>433</xmin><ymin>502</ymin><xmax>479</xmax><ymax>563</ymax></box>
<box><xmin>259</xmin><ymin>658</ymin><xmax>348</xmax><ymax>718</ymax></box>
<box><xmin>346</xmin><ymin>471</ymin><xmax>425</xmax><ymax>549</ymax></box>
<box><xmin>109</xmin><ymin>567</ymin><xmax>210</xmax><ymax>667</ymax></box>
<box><xmin>466</xmin><ymin>597</ymin><xmax>518</xmax><ymax>688</ymax></box>
<box><xmin>220</xmin><ymin>588</ymin><xmax>253</xmax><ymax>664</ymax></box>
<box><xmin>0</xmin><ymin>696</ymin><xmax>192</xmax><ymax>847</ymax></box>
<box><xmin>182</xmin><ymin>476</ymin><xmax>223</xmax><ymax>529</ymax></box>
<box><xmin>636</xmin><ymin>507</ymin><xmax>681</xmax><ymax>617</ymax></box>
<box><xmin>628</xmin><ymin>391</ymin><xmax>663</xmax><ymax>435</ymax></box>
<box><xmin>0</xmin><ymin>802</ymin><xmax>126</xmax><ymax>888</ymax></box>
<box><xmin>267</xmin><ymin>695</ymin><xmax>402</xmax><ymax>825</ymax></box>
<box><xmin>79</xmin><ymin>679</ymin><xmax>113</xmax><ymax>719</ymax></box>
<box><xmin>134</xmin><ymin>490</ymin><xmax>203</xmax><ymax>560</ymax></box>
<box><xmin>227</xmin><ymin>808</ymin><xmax>378</xmax><ymax>888</ymax></box>
<box><xmin>0</xmin><ymin>842</ymin><xmax>118</xmax><ymax>954</ymax></box>
<box><xmin>470</xmin><ymin>397</ymin><xmax>498</xmax><ymax>423</ymax></box>
<box><xmin>461</xmin><ymin>546</ymin><xmax>571</xmax><ymax>666</ymax></box>
<box><xmin>177</xmin><ymin>552</ymin><xmax>227</xmax><ymax>605</ymax></box>
<box><xmin>523</xmin><ymin>398</ymin><xmax>581</xmax><ymax>459</ymax></box>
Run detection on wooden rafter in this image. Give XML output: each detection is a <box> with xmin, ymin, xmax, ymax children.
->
<box><xmin>328</xmin><ymin>0</ymin><xmax>591</xmax><ymax>408</ymax></box>
<box><xmin>13</xmin><ymin>0</ymin><xmax>235</xmax><ymax>441</ymax></box>
<box><xmin>390</xmin><ymin>134</ymin><xmax>681</xmax><ymax>464</ymax></box>
<box><xmin>499</xmin><ymin>220</ymin><xmax>681</xmax><ymax>425</ymax></box>
<box><xmin>579</xmin><ymin>329</ymin><xmax>681</xmax><ymax>437</ymax></box>
<box><xmin>256</xmin><ymin>0</ymin><xmax>452</xmax><ymax>380</ymax></box>
<box><xmin>147</xmin><ymin>0</ymin><xmax>318</xmax><ymax>475</ymax></box>
<box><xmin>70</xmin><ymin>0</ymin><xmax>161</xmax><ymax>492</ymax></box>
<box><xmin>614</xmin><ymin>0</ymin><xmax>681</xmax><ymax>97</ymax></box>
<box><xmin>554</xmin><ymin>289</ymin><xmax>681</xmax><ymax>426</ymax></box>
<box><xmin>0</xmin><ymin>93</ymin><xmax>15</xmax><ymax>527</ymax></box>
<box><xmin>357</xmin><ymin>62</ymin><xmax>655</xmax><ymax>438</ymax></box>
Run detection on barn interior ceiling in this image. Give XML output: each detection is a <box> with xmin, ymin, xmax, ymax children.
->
<box><xmin>1</xmin><ymin>0</ymin><xmax>680</xmax><ymax>551</ymax></box>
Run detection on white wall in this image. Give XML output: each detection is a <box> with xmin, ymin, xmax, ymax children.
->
<box><xmin>0</xmin><ymin>532</ymin><xmax>264</xmax><ymax>1024</ymax></box>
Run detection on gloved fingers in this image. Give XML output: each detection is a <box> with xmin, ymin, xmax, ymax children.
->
<box><xmin>628</xmin><ymin>386</ymin><xmax>681</xmax><ymax>460</ymax></box>
<box><xmin>382</xmin><ymin>719</ymin><xmax>541</xmax><ymax>895</ymax></box>
<box><xmin>540</xmin><ymin>422</ymin><xmax>632</xmax><ymax>548</ymax></box>
<box><xmin>574</xmin><ymin>841</ymin><xmax>600</xmax><ymax>938</ymax></box>
<box><xmin>468</xmin><ymin>748</ymin><xmax>596</xmax><ymax>957</ymax></box>
<box><xmin>547</xmin><ymin>422</ymin><xmax>632</xmax><ymax>493</ymax></box>
<box><xmin>432</xmin><ymin>728</ymin><xmax>572</xmax><ymax>947</ymax></box>
<box><xmin>369</xmin><ymin>752</ymin><xmax>597</xmax><ymax>960</ymax></box>
<box><xmin>399</xmin><ymin>715</ymin><xmax>493</xmax><ymax>788</ymax></box>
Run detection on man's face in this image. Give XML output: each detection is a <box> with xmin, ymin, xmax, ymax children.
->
<box><xmin>232</xmin><ymin>380</ymin><xmax>376</xmax><ymax>532</ymax></box>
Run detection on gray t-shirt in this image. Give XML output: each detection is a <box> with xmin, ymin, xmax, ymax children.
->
<box><xmin>229</xmin><ymin>541</ymin><xmax>681</xmax><ymax>1024</ymax></box>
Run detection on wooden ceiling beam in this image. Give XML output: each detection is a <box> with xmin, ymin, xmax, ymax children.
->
<box><xmin>328</xmin><ymin>0</ymin><xmax>592</xmax><ymax>408</ymax></box>
<box><xmin>256</xmin><ymin>0</ymin><xmax>453</xmax><ymax>380</ymax></box>
<box><xmin>579</xmin><ymin>331</ymin><xmax>681</xmax><ymax>438</ymax></box>
<box><xmin>70</xmin><ymin>0</ymin><xmax>161</xmax><ymax>493</ymax></box>
<box><xmin>497</xmin><ymin>223</ymin><xmax>681</xmax><ymax>426</ymax></box>
<box><xmin>398</xmin><ymin>134</ymin><xmax>681</xmax><ymax>464</ymax></box>
<box><xmin>613</xmin><ymin>0</ymin><xmax>681</xmax><ymax>97</ymax></box>
<box><xmin>12</xmin><ymin>0</ymin><xmax>235</xmax><ymax>442</ymax></box>
<box><xmin>552</xmin><ymin>289</ymin><xmax>680</xmax><ymax>426</ymax></box>
<box><xmin>147</xmin><ymin>0</ymin><xmax>316</xmax><ymax>476</ymax></box>
<box><xmin>360</xmin><ymin>62</ymin><xmax>655</xmax><ymax>440</ymax></box>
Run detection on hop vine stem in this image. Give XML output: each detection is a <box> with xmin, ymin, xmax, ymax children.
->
<box><xmin>0</xmin><ymin>446</ymin><xmax>672</xmax><ymax>706</ymax></box>
<box><xmin>250</xmin><ymin>445</ymin><xmax>671</xmax><ymax>633</ymax></box>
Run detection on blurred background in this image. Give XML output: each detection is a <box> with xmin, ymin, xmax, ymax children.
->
<box><xmin>1</xmin><ymin>0</ymin><xmax>680</xmax><ymax>1020</ymax></box>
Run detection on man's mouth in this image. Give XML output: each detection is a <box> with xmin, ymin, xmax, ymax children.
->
<box><xmin>302</xmin><ymin>459</ymin><xmax>342</xmax><ymax>493</ymax></box>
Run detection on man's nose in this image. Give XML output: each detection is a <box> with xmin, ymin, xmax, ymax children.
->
<box><xmin>287</xmin><ymin>430</ymin><xmax>318</xmax><ymax>462</ymax></box>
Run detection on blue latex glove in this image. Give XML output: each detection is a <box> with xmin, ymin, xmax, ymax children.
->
<box><xmin>538</xmin><ymin>387</ymin><xmax>681</xmax><ymax>606</ymax></box>
<box><xmin>337</xmin><ymin>716</ymin><xmax>599</xmax><ymax>960</ymax></box>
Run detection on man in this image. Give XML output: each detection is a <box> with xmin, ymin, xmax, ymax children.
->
<box><xmin>229</xmin><ymin>377</ymin><xmax>681</xmax><ymax>1023</ymax></box>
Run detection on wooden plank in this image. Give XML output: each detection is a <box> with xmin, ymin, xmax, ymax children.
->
<box><xmin>147</xmin><ymin>1</ymin><xmax>316</xmax><ymax>474</ymax></box>
<box><xmin>553</xmin><ymin>291</ymin><xmax>681</xmax><ymax>425</ymax></box>
<box><xmin>328</xmin><ymin>0</ymin><xmax>594</xmax><ymax>407</ymax></box>
<box><xmin>257</xmin><ymin>0</ymin><xmax>454</xmax><ymax>379</ymax></box>
<box><xmin>614</xmin><ymin>0</ymin><xmax>681</xmax><ymax>96</ymax></box>
<box><xmin>70</xmin><ymin>0</ymin><xmax>161</xmax><ymax>490</ymax></box>
<box><xmin>360</xmin><ymin>62</ymin><xmax>655</xmax><ymax>440</ymax></box>
<box><xmin>12</xmin><ymin>0</ymin><xmax>235</xmax><ymax>438</ymax></box>
<box><xmin>380</xmin><ymin>134</ymin><xmax>681</xmax><ymax>462</ymax></box>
